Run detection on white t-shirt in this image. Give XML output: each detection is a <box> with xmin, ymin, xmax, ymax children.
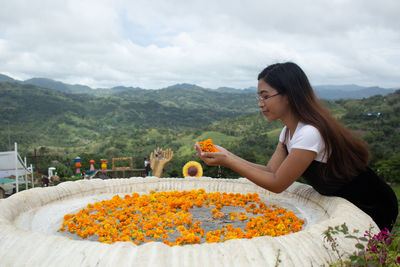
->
<box><xmin>279</xmin><ymin>122</ymin><xmax>328</xmax><ymax>163</ymax></box>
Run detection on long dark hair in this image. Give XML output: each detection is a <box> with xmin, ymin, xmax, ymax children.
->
<box><xmin>258</xmin><ymin>62</ymin><xmax>369</xmax><ymax>179</ymax></box>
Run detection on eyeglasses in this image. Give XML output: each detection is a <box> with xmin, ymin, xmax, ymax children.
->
<box><xmin>256</xmin><ymin>93</ymin><xmax>280</xmax><ymax>104</ymax></box>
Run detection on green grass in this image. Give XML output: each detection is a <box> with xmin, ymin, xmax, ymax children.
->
<box><xmin>196</xmin><ymin>131</ymin><xmax>238</xmax><ymax>145</ymax></box>
<box><xmin>391</xmin><ymin>183</ymin><xmax>400</xmax><ymax>232</ymax></box>
<box><xmin>267</xmin><ymin>128</ymin><xmax>282</xmax><ymax>138</ymax></box>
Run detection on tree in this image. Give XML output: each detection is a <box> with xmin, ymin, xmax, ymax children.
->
<box><xmin>374</xmin><ymin>153</ymin><xmax>400</xmax><ymax>183</ymax></box>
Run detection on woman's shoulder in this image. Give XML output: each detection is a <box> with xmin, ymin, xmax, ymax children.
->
<box><xmin>296</xmin><ymin>122</ymin><xmax>321</xmax><ymax>137</ymax></box>
<box><xmin>279</xmin><ymin>126</ymin><xmax>288</xmax><ymax>143</ymax></box>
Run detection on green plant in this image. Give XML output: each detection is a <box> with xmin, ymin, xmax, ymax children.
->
<box><xmin>323</xmin><ymin>224</ymin><xmax>370</xmax><ymax>266</ymax></box>
<box><xmin>391</xmin><ymin>184</ymin><xmax>400</xmax><ymax>233</ymax></box>
<box><xmin>364</xmin><ymin>228</ymin><xmax>400</xmax><ymax>265</ymax></box>
<box><xmin>324</xmin><ymin>223</ymin><xmax>400</xmax><ymax>266</ymax></box>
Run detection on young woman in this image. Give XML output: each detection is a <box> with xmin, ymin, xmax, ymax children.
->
<box><xmin>195</xmin><ymin>62</ymin><xmax>398</xmax><ymax>231</ymax></box>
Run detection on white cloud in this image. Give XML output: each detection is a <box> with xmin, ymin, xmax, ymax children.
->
<box><xmin>0</xmin><ymin>0</ymin><xmax>399</xmax><ymax>89</ymax></box>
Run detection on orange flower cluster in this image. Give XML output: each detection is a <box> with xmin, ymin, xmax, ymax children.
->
<box><xmin>198</xmin><ymin>139</ymin><xmax>220</xmax><ymax>152</ymax></box>
<box><xmin>58</xmin><ymin>190</ymin><xmax>304</xmax><ymax>246</ymax></box>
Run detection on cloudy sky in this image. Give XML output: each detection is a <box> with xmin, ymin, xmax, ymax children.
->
<box><xmin>1</xmin><ymin>0</ymin><xmax>399</xmax><ymax>89</ymax></box>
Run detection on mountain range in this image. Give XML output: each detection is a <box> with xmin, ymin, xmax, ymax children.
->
<box><xmin>0</xmin><ymin>73</ymin><xmax>397</xmax><ymax>100</ymax></box>
<box><xmin>1</xmin><ymin>73</ymin><xmax>399</xmax><ymax>183</ymax></box>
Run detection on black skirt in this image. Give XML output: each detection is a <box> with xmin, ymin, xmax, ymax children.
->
<box><xmin>302</xmin><ymin>161</ymin><xmax>398</xmax><ymax>231</ymax></box>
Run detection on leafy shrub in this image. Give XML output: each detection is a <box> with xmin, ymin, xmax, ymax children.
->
<box><xmin>375</xmin><ymin>153</ymin><xmax>400</xmax><ymax>183</ymax></box>
<box><xmin>324</xmin><ymin>224</ymin><xmax>400</xmax><ymax>266</ymax></box>
<box><xmin>53</xmin><ymin>162</ymin><xmax>74</xmax><ymax>178</ymax></box>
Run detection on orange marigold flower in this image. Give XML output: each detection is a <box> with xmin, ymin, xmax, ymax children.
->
<box><xmin>238</xmin><ymin>214</ymin><xmax>248</xmax><ymax>221</ymax></box>
<box><xmin>198</xmin><ymin>139</ymin><xmax>220</xmax><ymax>152</ymax></box>
<box><xmin>59</xmin><ymin>189</ymin><xmax>304</xmax><ymax>246</ymax></box>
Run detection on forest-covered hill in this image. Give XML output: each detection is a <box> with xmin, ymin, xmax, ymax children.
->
<box><xmin>0</xmin><ymin>73</ymin><xmax>397</xmax><ymax>99</ymax></box>
<box><xmin>0</xmin><ymin>82</ymin><xmax>256</xmax><ymax>148</ymax></box>
<box><xmin>0</xmin><ymin>81</ymin><xmax>399</xmax><ymax>182</ymax></box>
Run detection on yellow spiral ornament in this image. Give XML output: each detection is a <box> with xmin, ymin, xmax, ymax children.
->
<box><xmin>182</xmin><ymin>161</ymin><xmax>203</xmax><ymax>177</ymax></box>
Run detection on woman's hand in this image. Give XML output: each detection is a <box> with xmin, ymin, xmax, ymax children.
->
<box><xmin>194</xmin><ymin>142</ymin><xmax>231</xmax><ymax>167</ymax></box>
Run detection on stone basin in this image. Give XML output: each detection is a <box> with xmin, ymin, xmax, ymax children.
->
<box><xmin>0</xmin><ymin>177</ymin><xmax>378</xmax><ymax>266</ymax></box>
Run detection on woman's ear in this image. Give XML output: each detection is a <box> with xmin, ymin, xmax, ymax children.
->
<box><xmin>282</xmin><ymin>94</ymin><xmax>290</xmax><ymax>105</ymax></box>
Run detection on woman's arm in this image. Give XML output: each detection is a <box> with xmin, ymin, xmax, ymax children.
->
<box><xmin>228</xmin><ymin>148</ymin><xmax>316</xmax><ymax>193</ymax></box>
<box><xmin>265</xmin><ymin>142</ymin><xmax>288</xmax><ymax>172</ymax></box>
<box><xmin>223</xmin><ymin>148</ymin><xmax>269</xmax><ymax>171</ymax></box>
<box><xmin>195</xmin><ymin>143</ymin><xmax>316</xmax><ymax>193</ymax></box>
<box><xmin>206</xmin><ymin>142</ymin><xmax>287</xmax><ymax>172</ymax></box>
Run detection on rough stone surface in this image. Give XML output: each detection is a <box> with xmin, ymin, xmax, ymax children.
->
<box><xmin>0</xmin><ymin>177</ymin><xmax>379</xmax><ymax>266</ymax></box>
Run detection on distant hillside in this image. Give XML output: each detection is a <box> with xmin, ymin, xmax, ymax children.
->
<box><xmin>313</xmin><ymin>85</ymin><xmax>396</xmax><ymax>100</ymax></box>
<box><xmin>23</xmin><ymin>78</ymin><xmax>93</xmax><ymax>94</ymax></box>
<box><xmin>228</xmin><ymin>85</ymin><xmax>396</xmax><ymax>99</ymax></box>
<box><xmin>1</xmin><ymin>78</ymin><xmax>398</xmax><ymax>182</ymax></box>
<box><xmin>112</xmin><ymin>86</ymin><xmax>258</xmax><ymax>113</ymax></box>
<box><xmin>0</xmin><ymin>73</ymin><xmax>397</xmax><ymax>99</ymax></box>
<box><xmin>0</xmin><ymin>82</ymin><xmax>255</xmax><ymax>150</ymax></box>
<box><xmin>0</xmin><ymin>74</ymin><xmax>17</xmax><ymax>83</ymax></box>
<box><xmin>216</xmin><ymin>87</ymin><xmax>252</xmax><ymax>94</ymax></box>
<box><xmin>0</xmin><ymin>74</ymin><xmax>93</xmax><ymax>94</ymax></box>
<box><xmin>110</xmin><ymin>86</ymin><xmax>142</xmax><ymax>92</ymax></box>
<box><xmin>165</xmin><ymin>83</ymin><xmax>204</xmax><ymax>90</ymax></box>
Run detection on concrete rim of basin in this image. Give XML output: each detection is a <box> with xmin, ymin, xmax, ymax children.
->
<box><xmin>0</xmin><ymin>177</ymin><xmax>378</xmax><ymax>267</ymax></box>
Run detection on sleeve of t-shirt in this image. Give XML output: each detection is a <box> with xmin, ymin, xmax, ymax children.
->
<box><xmin>278</xmin><ymin>126</ymin><xmax>287</xmax><ymax>144</ymax></box>
<box><xmin>290</xmin><ymin>125</ymin><xmax>324</xmax><ymax>154</ymax></box>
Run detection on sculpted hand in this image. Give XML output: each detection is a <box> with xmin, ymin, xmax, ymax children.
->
<box><xmin>150</xmin><ymin>148</ymin><xmax>174</xmax><ymax>178</ymax></box>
